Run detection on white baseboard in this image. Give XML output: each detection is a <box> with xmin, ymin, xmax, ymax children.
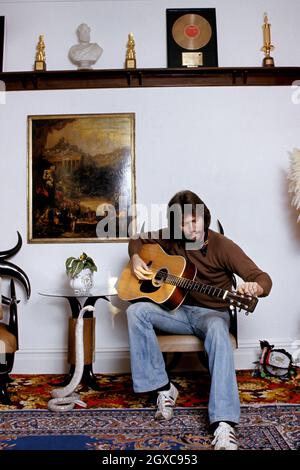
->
<box><xmin>12</xmin><ymin>339</ymin><xmax>300</xmax><ymax>374</ymax></box>
<box><xmin>12</xmin><ymin>347</ymin><xmax>131</xmax><ymax>374</ymax></box>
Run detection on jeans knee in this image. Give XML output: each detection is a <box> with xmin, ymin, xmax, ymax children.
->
<box><xmin>126</xmin><ymin>303</ymin><xmax>139</xmax><ymax>322</ymax></box>
<box><xmin>126</xmin><ymin>302</ymin><xmax>149</xmax><ymax>326</ymax></box>
<box><xmin>207</xmin><ymin>317</ymin><xmax>228</xmax><ymax>339</ymax></box>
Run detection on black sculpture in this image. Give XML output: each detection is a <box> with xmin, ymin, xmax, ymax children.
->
<box><xmin>0</xmin><ymin>232</ymin><xmax>31</xmax><ymax>404</ymax></box>
<box><xmin>0</xmin><ymin>231</ymin><xmax>31</xmax><ymax>299</ymax></box>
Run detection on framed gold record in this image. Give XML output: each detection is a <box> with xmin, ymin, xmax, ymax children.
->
<box><xmin>172</xmin><ymin>14</ymin><xmax>212</xmax><ymax>50</ymax></box>
<box><xmin>167</xmin><ymin>8</ymin><xmax>218</xmax><ymax>68</ymax></box>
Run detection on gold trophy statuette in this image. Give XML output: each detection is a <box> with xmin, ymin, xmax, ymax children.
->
<box><xmin>125</xmin><ymin>33</ymin><xmax>136</xmax><ymax>69</ymax></box>
<box><xmin>34</xmin><ymin>34</ymin><xmax>46</xmax><ymax>71</ymax></box>
<box><xmin>261</xmin><ymin>13</ymin><xmax>275</xmax><ymax>67</ymax></box>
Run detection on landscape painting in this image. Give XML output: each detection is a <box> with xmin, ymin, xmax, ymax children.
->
<box><xmin>28</xmin><ymin>113</ymin><xmax>136</xmax><ymax>243</ymax></box>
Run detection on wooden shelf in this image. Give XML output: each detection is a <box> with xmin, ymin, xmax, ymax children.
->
<box><xmin>1</xmin><ymin>67</ymin><xmax>300</xmax><ymax>91</ymax></box>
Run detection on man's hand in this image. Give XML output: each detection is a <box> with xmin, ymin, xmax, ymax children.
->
<box><xmin>237</xmin><ymin>282</ymin><xmax>264</xmax><ymax>297</ymax></box>
<box><xmin>131</xmin><ymin>254</ymin><xmax>152</xmax><ymax>280</ymax></box>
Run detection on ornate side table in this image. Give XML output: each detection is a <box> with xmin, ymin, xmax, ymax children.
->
<box><xmin>39</xmin><ymin>288</ymin><xmax>116</xmax><ymax>390</ymax></box>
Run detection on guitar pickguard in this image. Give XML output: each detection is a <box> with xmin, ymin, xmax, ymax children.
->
<box><xmin>139</xmin><ymin>279</ymin><xmax>161</xmax><ymax>294</ymax></box>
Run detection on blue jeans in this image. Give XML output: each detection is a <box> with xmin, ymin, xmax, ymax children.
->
<box><xmin>126</xmin><ymin>302</ymin><xmax>240</xmax><ymax>425</ymax></box>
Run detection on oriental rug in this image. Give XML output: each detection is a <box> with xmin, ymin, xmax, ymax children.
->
<box><xmin>0</xmin><ymin>370</ymin><xmax>299</xmax><ymax>410</ymax></box>
<box><xmin>0</xmin><ymin>404</ymin><xmax>299</xmax><ymax>450</ymax></box>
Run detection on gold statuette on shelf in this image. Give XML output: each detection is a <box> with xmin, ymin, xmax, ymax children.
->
<box><xmin>125</xmin><ymin>33</ymin><xmax>136</xmax><ymax>69</ymax></box>
<box><xmin>34</xmin><ymin>34</ymin><xmax>46</xmax><ymax>71</ymax></box>
<box><xmin>261</xmin><ymin>13</ymin><xmax>275</xmax><ymax>67</ymax></box>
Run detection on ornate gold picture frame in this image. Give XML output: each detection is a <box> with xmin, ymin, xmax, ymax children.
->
<box><xmin>0</xmin><ymin>17</ymin><xmax>4</xmax><ymax>72</ymax></box>
<box><xmin>28</xmin><ymin>113</ymin><xmax>136</xmax><ymax>243</ymax></box>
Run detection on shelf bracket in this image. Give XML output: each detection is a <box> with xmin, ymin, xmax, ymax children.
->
<box><xmin>126</xmin><ymin>71</ymin><xmax>131</xmax><ymax>87</ymax></box>
<box><xmin>232</xmin><ymin>70</ymin><xmax>237</xmax><ymax>85</ymax></box>
<box><xmin>138</xmin><ymin>71</ymin><xmax>143</xmax><ymax>87</ymax></box>
<box><xmin>242</xmin><ymin>70</ymin><xmax>248</xmax><ymax>85</ymax></box>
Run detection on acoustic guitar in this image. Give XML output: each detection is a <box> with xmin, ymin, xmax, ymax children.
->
<box><xmin>117</xmin><ymin>243</ymin><xmax>258</xmax><ymax>313</ymax></box>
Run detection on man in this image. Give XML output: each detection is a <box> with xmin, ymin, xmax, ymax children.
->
<box><xmin>126</xmin><ymin>190</ymin><xmax>272</xmax><ymax>450</ymax></box>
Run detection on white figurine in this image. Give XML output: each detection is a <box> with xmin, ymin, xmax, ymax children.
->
<box><xmin>69</xmin><ymin>23</ymin><xmax>103</xmax><ymax>69</ymax></box>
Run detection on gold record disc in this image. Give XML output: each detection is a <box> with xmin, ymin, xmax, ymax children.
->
<box><xmin>172</xmin><ymin>14</ymin><xmax>212</xmax><ymax>50</ymax></box>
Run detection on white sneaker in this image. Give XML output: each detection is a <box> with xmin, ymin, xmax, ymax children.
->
<box><xmin>212</xmin><ymin>422</ymin><xmax>238</xmax><ymax>450</ymax></box>
<box><xmin>155</xmin><ymin>383</ymin><xmax>178</xmax><ymax>420</ymax></box>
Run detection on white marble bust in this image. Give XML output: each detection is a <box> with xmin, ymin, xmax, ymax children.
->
<box><xmin>69</xmin><ymin>23</ymin><xmax>103</xmax><ymax>69</ymax></box>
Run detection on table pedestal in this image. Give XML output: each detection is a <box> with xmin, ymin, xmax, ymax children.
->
<box><xmin>68</xmin><ymin>317</ymin><xmax>95</xmax><ymax>365</ymax></box>
<box><xmin>66</xmin><ymin>317</ymin><xmax>100</xmax><ymax>390</ymax></box>
<box><xmin>39</xmin><ymin>291</ymin><xmax>112</xmax><ymax>391</ymax></box>
<box><xmin>62</xmin><ymin>295</ymin><xmax>109</xmax><ymax>391</ymax></box>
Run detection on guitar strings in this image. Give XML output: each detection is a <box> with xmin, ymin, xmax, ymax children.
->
<box><xmin>155</xmin><ymin>270</ymin><xmax>224</xmax><ymax>298</ymax></box>
<box><xmin>153</xmin><ymin>269</ymin><xmax>256</xmax><ymax>312</ymax></box>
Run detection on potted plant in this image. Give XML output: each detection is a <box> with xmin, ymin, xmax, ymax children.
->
<box><xmin>65</xmin><ymin>252</ymin><xmax>97</xmax><ymax>294</ymax></box>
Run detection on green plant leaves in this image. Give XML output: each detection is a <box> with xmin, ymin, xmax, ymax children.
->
<box><xmin>65</xmin><ymin>253</ymin><xmax>97</xmax><ymax>278</ymax></box>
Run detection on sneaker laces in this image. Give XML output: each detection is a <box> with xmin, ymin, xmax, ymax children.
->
<box><xmin>212</xmin><ymin>422</ymin><xmax>238</xmax><ymax>450</ymax></box>
<box><xmin>157</xmin><ymin>390</ymin><xmax>176</xmax><ymax>410</ymax></box>
<box><xmin>155</xmin><ymin>383</ymin><xmax>178</xmax><ymax>420</ymax></box>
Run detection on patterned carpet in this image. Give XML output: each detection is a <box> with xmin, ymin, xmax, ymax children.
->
<box><xmin>0</xmin><ymin>370</ymin><xmax>300</xmax><ymax>410</ymax></box>
<box><xmin>0</xmin><ymin>405</ymin><xmax>299</xmax><ymax>450</ymax></box>
<box><xmin>0</xmin><ymin>371</ymin><xmax>299</xmax><ymax>451</ymax></box>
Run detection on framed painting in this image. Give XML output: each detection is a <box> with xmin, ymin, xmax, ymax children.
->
<box><xmin>0</xmin><ymin>17</ymin><xmax>4</xmax><ymax>72</ymax></box>
<box><xmin>28</xmin><ymin>113</ymin><xmax>136</xmax><ymax>243</ymax></box>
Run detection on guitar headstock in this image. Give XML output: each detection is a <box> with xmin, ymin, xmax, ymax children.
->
<box><xmin>227</xmin><ymin>291</ymin><xmax>258</xmax><ymax>314</ymax></box>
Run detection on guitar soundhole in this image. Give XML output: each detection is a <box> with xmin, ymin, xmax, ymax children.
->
<box><xmin>153</xmin><ymin>268</ymin><xmax>168</xmax><ymax>286</ymax></box>
<box><xmin>139</xmin><ymin>268</ymin><xmax>168</xmax><ymax>293</ymax></box>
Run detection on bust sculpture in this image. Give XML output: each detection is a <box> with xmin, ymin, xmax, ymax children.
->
<box><xmin>69</xmin><ymin>23</ymin><xmax>103</xmax><ymax>69</ymax></box>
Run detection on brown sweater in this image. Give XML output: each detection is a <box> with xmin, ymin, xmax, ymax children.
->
<box><xmin>128</xmin><ymin>228</ymin><xmax>272</xmax><ymax>310</ymax></box>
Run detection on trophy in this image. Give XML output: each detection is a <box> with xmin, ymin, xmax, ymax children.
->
<box><xmin>34</xmin><ymin>35</ymin><xmax>46</xmax><ymax>71</ymax></box>
<box><xmin>125</xmin><ymin>33</ymin><xmax>136</xmax><ymax>69</ymax></box>
<box><xmin>261</xmin><ymin>13</ymin><xmax>275</xmax><ymax>67</ymax></box>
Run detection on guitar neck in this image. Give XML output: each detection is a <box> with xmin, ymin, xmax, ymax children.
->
<box><xmin>165</xmin><ymin>274</ymin><xmax>227</xmax><ymax>301</ymax></box>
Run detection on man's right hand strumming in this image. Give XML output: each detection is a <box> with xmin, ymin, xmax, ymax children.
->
<box><xmin>131</xmin><ymin>254</ymin><xmax>152</xmax><ymax>280</ymax></box>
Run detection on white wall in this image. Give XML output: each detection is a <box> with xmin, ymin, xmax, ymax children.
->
<box><xmin>2</xmin><ymin>0</ymin><xmax>300</xmax><ymax>70</ymax></box>
<box><xmin>0</xmin><ymin>0</ymin><xmax>300</xmax><ymax>372</ymax></box>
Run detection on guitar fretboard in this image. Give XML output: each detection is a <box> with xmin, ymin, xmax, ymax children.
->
<box><xmin>164</xmin><ymin>273</ymin><xmax>227</xmax><ymax>300</ymax></box>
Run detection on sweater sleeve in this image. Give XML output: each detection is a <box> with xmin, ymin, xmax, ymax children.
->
<box><xmin>128</xmin><ymin>236</ymin><xmax>144</xmax><ymax>258</ymax></box>
<box><xmin>128</xmin><ymin>228</ymin><xmax>170</xmax><ymax>258</ymax></box>
<box><xmin>220</xmin><ymin>237</ymin><xmax>272</xmax><ymax>297</ymax></box>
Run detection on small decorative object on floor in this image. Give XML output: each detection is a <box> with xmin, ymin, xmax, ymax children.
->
<box><xmin>34</xmin><ymin>34</ymin><xmax>46</xmax><ymax>71</ymax></box>
<box><xmin>252</xmin><ymin>340</ymin><xmax>296</xmax><ymax>380</ymax></box>
<box><xmin>69</xmin><ymin>23</ymin><xmax>103</xmax><ymax>69</ymax></box>
<box><xmin>261</xmin><ymin>13</ymin><xmax>275</xmax><ymax>67</ymax></box>
<box><xmin>288</xmin><ymin>148</ymin><xmax>300</xmax><ymax>221</ymax></box>
<box><xmin>125</xmin><ymin>32</ymin><xmax>136</xmax><ymax>69</ymax></box>
<box><xmin>65</xmin><ymin>252</ymin><xmax>97</xmax><ymax>295</ymax></box>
